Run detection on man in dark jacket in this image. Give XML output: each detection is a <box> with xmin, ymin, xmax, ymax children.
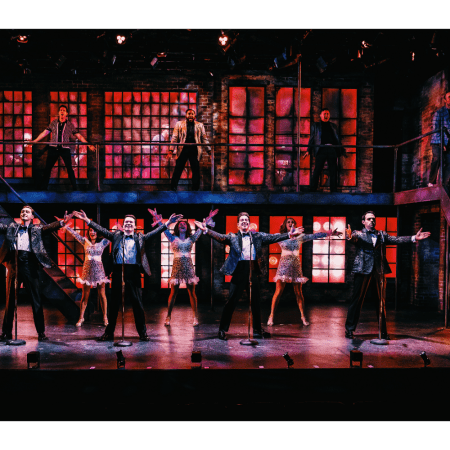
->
<box><xmin>196</xmin><ymin>212</ymin><xmax>303</xmax><ymax>340</ymax></box>
<box><xmin>0</xmin><ymin>205</ymin><xmax>73</xmax><ymax>342</ymax></box>
<box><xmin>345</xmin><ymin>211</ymin><xmax>431</xmax><ymax>340</ymax></box>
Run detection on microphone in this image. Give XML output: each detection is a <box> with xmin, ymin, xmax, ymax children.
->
<box><xmin>378</xmin><ymin>230</ymin><xmax>385</xmax><ymax>243</ymax></box>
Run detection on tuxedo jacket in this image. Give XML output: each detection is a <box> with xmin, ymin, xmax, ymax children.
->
<box><xmin>347</xmin><ymin>228</ymin><xmax>413</xmax><ymax>275</ymax></box>
<box><xmin>0</xmin><ymin>220</ymin><xmax>62</xmax><ymax>269</ymax></box>
<box><xmin>88</xmin><ymin>221</ymin><xmax>167</xmax><ymax>276</ymax></box>
<box><xmin>307</xmin><ymin>121</ymin><xmax>345</xmax><ymax>156</ymax></box>
<box><xmin>206</xmin><ymin>229</ymin><xmax>291</xmax><ymax>276</ymax></box>
<box><xmin>170</xmin><ymin>120</ymin><xmax>210</xmax><ymax>161</ymax></box>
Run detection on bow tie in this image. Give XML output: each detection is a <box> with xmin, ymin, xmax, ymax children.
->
<box><xmin>18</xmin><ymin>226</ymin><xmax>28</xmax><ymax>232</ymax></box>
<box><xmin>241</xmin><ymin>232</ymin><xmax>250</xmax><ymax>237</ymax></box>
<box><xmin>124</xmin><ymin>235</ymin><xmax>134</xmax><ymax>239</ymax></box>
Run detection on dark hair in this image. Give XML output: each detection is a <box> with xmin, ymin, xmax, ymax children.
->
<box><xmin>362</xmin><ymin>211</ymin><xmax>376</xmax><ymax>220</ymax></box>
<box><xmin>86</xmin><ymin>227</ymin><xmax>103</xmax><ymax>244</ymax></box>
<box><xmin>237</xmin><ymin>212</ymin><xmax>250</xmax><ymax>223</ymax></box>
<box><xmin>173</xmin><ymin>219</ymin><xmax>192</xmax><ymax>238</ymax></box>
<box><xmin>186</xmin><ymin>108</ymin><xmax>196</xmax><ymax>115</ymax></box>
<box><xmin>59</xmin><ymin>104</ymin><xmax>68</xmax><ymax>112</ymax></box>
<box><xmin>21</xmin><ymin>205</ymin><xmax>34</xmax><ymax>214</ymax></box>
<box><xmin>321</xmin><ymin>108</ymin><xmax>330</xmax><ymax>113</ymax></box>
<box><xmin>124</xmin><ymin>214</ymin><xmax>136</xmax><ymax>223</ymax></box>
<box><xmin>280</xmin><ymin>217</ymin><xmax>297</xmax><ymax>234</ymax></box>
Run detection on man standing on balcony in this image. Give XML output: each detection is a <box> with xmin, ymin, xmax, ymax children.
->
<box><xmin>306</xmin><ymin>108</ymin><xmax>346</xmax><ymax>192</ymax></box>
<box><xmin>29</xmin><ymin>105</ymin><xmax>95</xmax><ymax>190</ymax></box>
<box><xmin>429</xmin><ymin>91</ymin><xmax>450</xmax><ymax>188</ymax></box>
<box><xmin>169</xmin><ymin>109</ymin><xmax>211</xmax><ymax>191</ymax></box>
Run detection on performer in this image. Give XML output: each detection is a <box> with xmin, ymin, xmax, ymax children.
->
<box><xmin>429</xmin><ymin>91</ymin><xmax>450</xmax><ymax>187</ymax></box>
<box><xmin>267</xmin><ymin>217</ymin><xmax>342</xmax><ymax>327</ymax></box>
<box><xmin>345</xmin><ymin>211</ymin><xmax>431</xmax><ymax>340</ymax></box>
<box><xmin>62</xmin><ymin>225</ymin><xmax>110</xmax><ymax>327</ymax></box>
<box><xmin>160</xmin><ymin>218</ymin><xmax>203</xmax><ymax>327</ymax></box>
<box><xmin>305</xmin><ymin>108</ymin><xmax>346</xmax><ymax>192</ymax></box>
<box><xmin>0</xmin><ymin>206</ymin><xmax>73</xmax><ymax>342</ymax></box>
<box><xmin>73</xmin><ymin>209</ymin><xmax>182</xmax><ymax>341</ymax></box>
<box><xmin>169</xmin><ymin>109</ymin><xmax>211</xmax><ymax>191</ymax></box>
<box><xmin>29</xmin><ymin>104</ymin><xmax>95</xmax><ymax>190</ymax></box>
<box><xmin>195</xmin><ymin>212</ymin><xmax>302</xmax><ymax>340</ymax></box>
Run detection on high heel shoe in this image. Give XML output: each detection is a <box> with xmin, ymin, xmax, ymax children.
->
<box><xmin>103</xmin><ymin>317</ymin><xmax>109</xmax><ymax>327</ymax></box>
<box><xmin>267</xmin><ymin>315</ymin><xmax>274</xmax><ymax>327</ymax></box>
<box><xmin>76</xmin><ymin>318</ymin><xmax>84</xmax><ymax>327</ymax></box>
<box><xmin>164</xmin><ymin>317</ymin><xmax>171</xmax><ymax>327</ymax></box>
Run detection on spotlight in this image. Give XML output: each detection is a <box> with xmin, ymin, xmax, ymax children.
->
<box><xmin>17</xmin><ymin>35</ymin><xmax>28</xmax><ymax>44</ymax></box>
<box><xmin>411</xmin><ymin>51</ymin><xmax>415</xmax><ymax>61</ymax></box>
<box><xmin>361</xmin><ymin>40</ymin><xmax>371</xmax><ymax>49</ymax></box>
<box><xmin>191</xmin><ymin>351</ymin><xmax>202</xmax><ymax>369</ymax></box>
<box><xmin>273</xmin><ymin>49</ymin><xmax>287</xmax><ymax>69</ymax></box>
<box><xmin>111</xmin><ymin>55</ymin><xmax>117</xmax><ymax>65</ymax></box>
<box><xmin>218</xmin><ymin>32</ymin><xmax>229</xmax><ymax>47</ymax></box>
<box><xmin>150</xmin><ymin>57</ymin><xmax>159</xmax><ymax>68</ymax></box>
<box><xmin>350</xmin><ymin>349</ymin><xmax>363</xmax><ymax>368</ymax></box>
<box><xmin>282</xmin><ymin>352</ymin><xmax>294</xmax><ymax>369</ymax></box>
<box><xmin>420</xmin><ymin>351</ymin><xmax>431</xmax><ymax>368</ymax></box>
<box><xmin>27</xmin><ymin>351</ymin><xmax>40</xmax><ymax>369</ymax></box>
<box><xmin>116</xmin><ymin>35</ymin><xmax>126</xmax><ymax>45</ymax></box>
<box><xmin>116</xmin><ymin>350</ymin><xmax>126</xmax><ymax>369</ymax></box>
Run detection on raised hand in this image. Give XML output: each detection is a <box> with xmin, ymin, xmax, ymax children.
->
<box><xmin>167</xmin><ymin>213</ymin><xmax>183</xmax><ymax>225</ymax></box>
<box><xmin>63</xmin><ymin>210</ymin><xmax>74</xmax><ymax>225</ymax></box>
<box><xmin>327</xmin><ymin>227</ymin><xmax>343</xmax><ymax>238</ymax></box>
<box><xmin>416</xmin><ymin>228</ymin><xmax>431</xmax><ymax>240</ymax></box>
<box><xmin>289</xmin><ymin>226</ymin><xmax>305</xmax><ymax>238</ymax></box>
<box><xmin>148</xmin><ymin>208</ymin><xmax>163</xmax><ymax>227</ymax></box>
<box><xmin>73</xmin><ymin>210</ymin><xmax>89</xmax><ymax>223</ymax></box>
<box><xmin>346</xmin><ymin>224</ymin><xmax>352</xmax><ymax>239</ymax></box>
<box><xmin>204</xmin><ymin>209</ymin><xmax>219</xmax><ymax>227</ymax></box>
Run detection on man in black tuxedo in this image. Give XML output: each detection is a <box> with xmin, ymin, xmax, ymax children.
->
<box><xmin>196</xmin><ymin>212</ymin><xmax>303</xmax><ymax>340</ymax></box>
<box><xmin>74</xmin><ymin>209</ymin><xmax>181</xmax><ymax>341</ymax></box>
<box><xmin>0</xmin><ymin>205</ymin><xmax>73</xmax><ymax>342</ymax></box>
<box><xmin>345</xmin><ymin>211</ymin><xmax>431</xmax><ymax>340</ymax></box>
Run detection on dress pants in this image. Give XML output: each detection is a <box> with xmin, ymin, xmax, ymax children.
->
<box><xmin>39</xmin><ymin>146</ymin><xmax>77</xmax><ymax>190</ymax></box>
<box><xmin>2</xmin><ymin>251</ymin><xmax>45</xmax><ymax>335</ymax></box>
<box><xmin>170</xmin><ymin>146</ymin><xmax>200</xmax><ymax>190</ymax></box>
<box><xmin>310</xmin><ymin>146</ymin><xmax>338</xmax><ymax>192</ymax></box>
<box><xmin>345</xmin><ymin>271</ymin><xmax>387</xmax><ymax>335</ymax></box>
<box><xmin>105</xmin><ymin>264</ymin><xmax>147</xmax><ymax>337</ymax></box>
<box><xmin>219</xmin><ymin>261</ymin><xmax>263</xmax><ymax>333</ymax></box>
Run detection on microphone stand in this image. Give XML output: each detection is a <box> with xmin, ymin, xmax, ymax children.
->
<box><xmin>371</xmin><ymin>231</ymin><xmax>388</xmax><ymax>345</ymax></box>
<box><xmin>8</xmin><ymin>232</ymin><xmax>26</xmax><ymax>346</ymax></box>
<box><xmin>240</xmin><ymin>232</ymin><xmax>258</xmax><ymax>346</ymax></box>
<box><xmin>115</xmin><ymin>233</ymin><xmax>132</xmax><ymax>347</ymax></box>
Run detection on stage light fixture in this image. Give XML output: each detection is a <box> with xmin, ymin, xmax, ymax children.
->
<box><xmin>17</xmin><ymin>35</ymin><xmax>28</xmax><ymax>44</ymax></box>
<box><xmin>420</xmin><ymin>351</ymin><xmax>431</xmax><ymax>368</ymax></box>
<box><xmin>316</xmin><ymin>56</ymin><xmax>327</xmax><ymax>74</ymax></box>
<box><xmin>111</xmin><ymin>55</ymin><xmax>117</xmax><ymax>65</ymax></box>
<box><xmin>150</xmin><ymin>57</ymin><xmax>159</xmax><ymax>68</ymax></box>
<box><xmin>282</xmin><ymin>352</ymin><xmax>294</xmax><ymax>369</ymax></box>
<box><xmin>116</xmin><ymin>350</ymin><xmax>126</xmax><ymax>369</ymax></box>
<box><xmin>411</xmin><ymin>51</ymin><xmax>415</xmax><ymax>61</ymax></box>
<box><xmin>350</xmin><ymin>349</ymin><xmax>363</xmax><ymax>368</ymax></box>
<box><xmin>27</xmin><ymin>351</ymin><xmax>40</xmax><ymax>369</ymax></box>
<box><xmin>273</xmin><ymin>49</ymin><xmax>287</xmax><ymax>69</ymax></box>
<box><xmin>116</xmin><ymin>34</ymin><xmax>126</xmax><ymax>45</ymax></box>
<box><xmin>219</xmin><ymin>32</ymin><xmax>229</xmax><ymax>47</ymax></box>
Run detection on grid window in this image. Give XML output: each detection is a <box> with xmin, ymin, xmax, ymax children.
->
<box><xmin>228</xmin><ymin>87</ymin><xmax>265</xmax><ymax>186</ymax></box>
<box><xmin>312</xmin><ymin>216</ymin><xmax>346</xmax><ymax>283</ymax></box>
<box><xmin>161</xmin><ymin>219</ymin><xmax>197</xmax><ymax>289</ymax></box>
<box><xmin>109</xmin><ymin>218</ymin><xmax>145</xmax><ymax>288</ymax></box>
<box><xmin>269</xmin><ymin>216</ymin><xmax>303</xmax><ymax>282</ymax></box>
<box><xmin>321</xmin><ymin>88</ymin><xmax>357</xmax><ymax>187</ymax></box>
<box><xmin>376</xmin><ymin>217</ymin><xmax>398</xmax><ymax>278</ymax></box>
<box><xmin>0</xmin><ymin>91</ymin><xmax>33</xmax><ymax>178</ymax></box>
<box><xmin>57</xmin><ymin>218</ymin><xmax>86</xmax><ymax>288</ymax></box>
<box><xmin>275</xmin><ymin>88</ymin><xmax>311</xmax><ymax>186</ymax></box>
<box><xmin>225</xmin><ymin>215</ymin><xmax>259</xmax><ymax>282</ymax></box>
<box><xmin>104</xmin><ymin>91</ymin><xmax>197</xmax><ymax>180</ymax></box>
<box><xmin>49</xmin><ymin>92</ymin><xmax>88</xmax><ymax>180</ymax></box>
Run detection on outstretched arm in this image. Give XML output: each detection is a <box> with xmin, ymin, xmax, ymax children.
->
<box><xmin>73</xmin><ymin>210</ymin><xmax>114</xmax><ymax>241</ymax></box>
<box><xmin>74</xmin><ymin>133</ymin><xmax>95</xmax><ymax>151</ymax></box>
<box><xmin>29</xmin><ymin>129</ymin><xmax>51</xmax><ymax>144</ymax></box>
<box><xmin>64</xmin><ymin>226</ymin><xmax>86</xmax><ymax>246</ymax></box>
<box><xmin>194</xmin><ymin>220</ymin><xmax>230</xmax><ymax>244</ymax></box>
<box><xmin>42</xmin><ymin>210</ymin><xmax>74</xmax><ymax>234</ymax></box>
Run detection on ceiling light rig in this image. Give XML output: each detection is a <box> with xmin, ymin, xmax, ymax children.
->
<box><xmin>116</xmin><ymin>34</ymin><xmax>126</xmax><ymax>45</ymax></box>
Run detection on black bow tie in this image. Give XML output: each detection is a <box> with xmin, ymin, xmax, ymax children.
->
<box><xmin>242</xmin><ymin>232</ymin><xmax>250</xmax><ymax>237</ymax></box>
<box><xmin>18</xmin><ymin>226</ymin><xmax>28</xmax><ymax>231</ymax></box>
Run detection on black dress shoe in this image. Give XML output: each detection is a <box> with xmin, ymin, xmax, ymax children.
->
<box><xmin>38</xmin><ymin>333</ymin><xmax>49</xmax><ymax>342</ymax></box>
<box><xmin>381</xmin><ymin>333</ymin><xmax>391</xmax><ymax>340</ymax></box>
<box><xmin>0</xmin><ymin>332</ymin><xmax>12</xmax><ymax>342</ymax></box>
<box><xmin>345</xmin><ymin>330</ymin><xmax>354</xmax><ymax>339</ymax></box>
<box><xmin>97</xmin><ymin>332</ymin><xmax>114</xmax><ymax>341</ymax></box>
<box><xmin>139</xmin><ymin>334</ymin><xmax>150</xmax><ymax>341</ymax></box>
<box><xmin>218</xmin><ymin>330</ymin><xmax>227</xmax><ymax>340</ymax></box>
<box><xmin>254</xmin><ymin>328</ymin><xmax>271</xmax><ymax>338</ymax></box>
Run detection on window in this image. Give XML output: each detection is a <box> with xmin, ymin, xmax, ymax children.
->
<box><xmin>228</xmin><ymin>87</ymin><xmax>265</xmax><ymax>186</ymax></box>
<box><xmin>269</xmin><ymin>216</ymin><xmax>303</xmax><ymax>282</ymax></box>
<box><xmin>49</xmin><ymin>92</ymin><xmax>88</xmax><ymax>180</ymax></box>
<box><xmin>376</xmin><ymin>217</ymin><xmax>397</xmax><ymax>278</ymax></box>
<box><xmin>312</xmin><ymin>216</ymin><xmax>346</xmax><ymax>283</ymax></box>
<box><xmin>275</xmin><ymin>87</ymin><xmax>311</xmax><ymax>186</ymax></box>
<box><xmin>161</xmin><ymin>219</ymin><xmax>197</xmax><ymax>288</ymax></box>
<box><xmin>0</xmin><ymin>91</ymin><xmax>33</xmax><ymax>178</ymax></box>
<box><xmin>224</xmin><ymin>215</ymin><xmax>259</xmax><ymax>282</ymax></box>
<box><xmin>104</xmin><ymin>91</ymin><xmax>197</xmax><ymax>180</ymax></box>
<box><xmin>322</xmin><ymin>88</ymin><xmax>357</xmax><ymax>187</ymax></box>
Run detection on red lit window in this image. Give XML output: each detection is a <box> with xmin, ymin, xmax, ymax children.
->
<box><xmin>228</xmin><ymin>87</ymin><xmax>265</xmax><ymax>186</ymax></box>
<box><xmin>269</xmin><ymin>216</ymin><xmax>303</xmax><ymax>282</ymax></box>
<box><xmin>104</xmin><ymin>91</ymin><xmax>197</xmax><ymax>180</ymax></box>
<box><xmin>109</xmin><ymin>218</ymin><xmax>145</xmax><ymax>287</ymax></box>
<box><xmin>275</xmin><ymin>87</ymin><xmax>311</xmax><ymax>186</ymax></box>
<box><xmin>0</xmin><ymin>91</ymin><xmax>33</xmax><ymax>178</ymax></box>
<box><xmin>49</xmin><ymin>92</ymin><xmax>88</xmax><ymax>180</ymax></box>
<box><xmin>376</xmin><ymin>217</ymin><xmax>397</xmax><ymax>278</ymax></box>
<box><xmin>225</xmin><ymin>215</ymin><xmax>259</xmax><ymax>282</ymax></box>
<box><xmin>161</xmin><ymin>219</ymin><xmax>197</xmax><ymax>289</ymax></box>
<box><xmin>321</xmin><ymin>88</ymin><xmax>357</xmax><ymax>188</ymax></box>
<box><xmin>312</xmin><ymin>216</ymin><xmax>346</xmax><ymax>283</ymax></box>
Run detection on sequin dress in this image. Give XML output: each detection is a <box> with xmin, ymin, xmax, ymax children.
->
<box><xmin>165</xmin><ymin>228</ymin><xmax>202</xmax><ymax>286</ymax></box>
<box><xmin>65</xmin><ymin>227</ymin><xmax>111</xmax><ymax>287</ymax></box>
<box><xmin>273</xmin><ymin>232</ymin><xmax>327</xmax><ymax>284</ymax></box>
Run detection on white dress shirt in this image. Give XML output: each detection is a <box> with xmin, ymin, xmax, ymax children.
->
<box><xmin>240</xmin><ymin>233</ymin><xmax>256</xmax><ymax>261</ymax></box>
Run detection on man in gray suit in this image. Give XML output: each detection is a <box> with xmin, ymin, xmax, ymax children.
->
<box><xmin>345</xmin><ymin>211</ymin><xmax>431</xmax><ymax>340</ymax></box>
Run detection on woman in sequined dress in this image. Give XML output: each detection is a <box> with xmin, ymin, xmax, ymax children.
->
<box><xmin>162</xmin><ymin>219</ymin><xmax>202</xmax><ymax>327</ymax></box>
<box><xmin>64</xmin><ymin>226</ymin><xmax>110</xmax><ymax>327</ymax></box>
<box><xmin>267</xmin><ymin>217</ymin><xmax>341</xmax><ymax>327</ymax></box>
